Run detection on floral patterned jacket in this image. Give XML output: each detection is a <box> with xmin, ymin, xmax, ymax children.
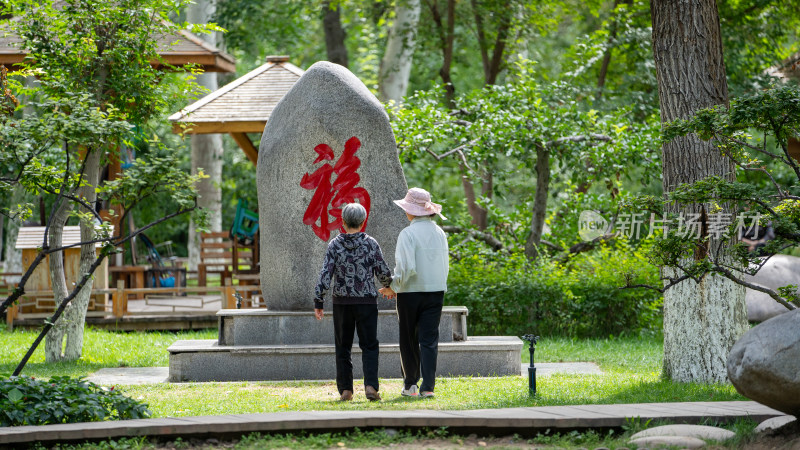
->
<box><xmin>314</xmin><ymin>232</ymin><xmax>392</xmax><ymax>309</ymax></box>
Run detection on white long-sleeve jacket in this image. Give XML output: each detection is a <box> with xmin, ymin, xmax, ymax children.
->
<box><xmin>390</xmin><ymin>216</ymin><xmax>449</xmax><ymax>293</ymax></box>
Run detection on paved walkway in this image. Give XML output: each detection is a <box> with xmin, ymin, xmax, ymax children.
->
<box><xmin>86</xmin><ymin>363</ymin><xmax>603</xmax><ymax>385</ymax></box>
<box><xmin>0</xmin><ymin>401</ymin><xmax>783</xmax><ymax>446</ymax></box>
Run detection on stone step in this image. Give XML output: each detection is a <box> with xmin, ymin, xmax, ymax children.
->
<box><xmin>218</xmin><ymin>306</ymin><xmax>468</xmax><ymax>346</ymax></box>
<box><xmin>167</xmin><ymin>336</ymin><xmax>522</xmax><ymax>382</ymax></box>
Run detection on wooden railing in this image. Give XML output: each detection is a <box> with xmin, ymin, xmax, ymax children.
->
<box><xmin>5</xmin><ymin>278</ymin><xmax>264</xmax><ymax>330</ymax></box>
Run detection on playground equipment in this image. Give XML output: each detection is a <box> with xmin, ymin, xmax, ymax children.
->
<box><xmin>230</xmin><ymin>199</ymin><xmax>258</xmax><ymax>245</ymax></box>
<box><xmin>138</xmin><ymin>233</ymin><xmax>184</xmax><ymax>288</ymax></box>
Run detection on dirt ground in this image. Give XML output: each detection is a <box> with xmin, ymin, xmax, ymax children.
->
<box><xmin>62</xmin><ymin>422</ymin><xmax>800</xmax><ymax>449</ymax></box>
<box><xmin>741</xmin><ymin>421</ymin><xmax>800</xmax><ymax>450</ymax></box>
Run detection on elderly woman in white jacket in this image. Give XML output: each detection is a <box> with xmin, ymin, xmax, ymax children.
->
<box><xmin>379</xmin><ymin>187</ymin><xmax>449</xmax><ymax>399</ymax></box>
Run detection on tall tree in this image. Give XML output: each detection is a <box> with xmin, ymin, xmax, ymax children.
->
<box><xmin>186</xmin><ymin>0</ymin><xmax>224</xmax><ymax>271</ymax></box>
<box><xmin>651</xmin><ymin>0</ymin><xmax>748</xmax><ymax>382</ymax></box>
<box><xmin>322</xmin><ymin>0</ymin><xmax>349</xmax><ymax>67</ymax></box>
<box><xmin>4</xmin><ymin>0</ymin><xmax>208</xmax><ymax>362</ymax></box>
<box><xmin>379</xmin><ymin>0</ymin><xmax>420</xmax><ymax>103</ymax></box>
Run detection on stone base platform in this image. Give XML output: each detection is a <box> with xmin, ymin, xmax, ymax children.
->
<box><xmin>168</xmin><ymin>336</ymin><xmax>522</xmax><ymax>382</ymax></box>
<box><xmin>218</xmin><ymin>307</ymin><xmax>468</xmax><ymax>345</ymax></box>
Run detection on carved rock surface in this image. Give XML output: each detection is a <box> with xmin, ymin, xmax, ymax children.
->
<box><xmin>728</xmin><ymin>308</ymin><xmax>800</xmax><ymax>416</ymax></box>
<box><xmin>257</xmin><ymin>61</ymin><xmax>408</xmax><ymax>311</ymax></box>
<box><xmin>744</xmin><ymin>254</ymin><xmax>796</xmax><ymax>322</ymax></box>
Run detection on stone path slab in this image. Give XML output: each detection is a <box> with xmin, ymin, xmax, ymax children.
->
<box><xmin>0</xmin><ymin>401</ymin><xmax>783</xmax><ymax>446</ymax></box>
<box><xmin>86</xmin><ymin>362</ymin><xmax>602</xmax><ymax>386</ymax></box>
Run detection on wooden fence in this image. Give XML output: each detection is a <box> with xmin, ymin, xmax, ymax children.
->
<box><xmin>5</xmin><ymin>278</ymin><xmax>264</xmax><ymax>330</ymax></box>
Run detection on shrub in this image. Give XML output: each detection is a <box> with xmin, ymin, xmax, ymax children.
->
<box><xmin>0</xmin><ymin>375</ymin><xmax>150</xmax><ymax>427</ymax></box>
<box><xmin>446</xmin><ymin>240</ymin><xmax>662</xmax><ymax>338</ymax></box>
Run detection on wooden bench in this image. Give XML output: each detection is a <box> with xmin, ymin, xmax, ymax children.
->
<box><xmin>231</xmin><ymin>231</ymin><xmax>261</xmax><ymax>306</ymax></box>
<box><xmin>197</xmin><ymin>232</ymin><xmax>232</xmax><ymax>287</ymax></box>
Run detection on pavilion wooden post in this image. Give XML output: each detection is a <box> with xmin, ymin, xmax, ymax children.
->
<box><xmin>229</xmin><ymin>133</ymin><xmax>259</xmax><ymax>165</ymax></box>
<box><xmin>113</xmin><ymin>279</ymin><xmax>125</xmax><ymax>318</ymax></box>
<box><xmin>223</xmin><ymin>277</ymin><xmax>236</xmax><ymax>309</ymax></box>
<box><xmin>6</xmin><ymin>291</ymin><xmax>18</xmax><ymax>331</ymax></box>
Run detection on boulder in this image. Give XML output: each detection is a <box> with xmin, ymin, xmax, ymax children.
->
<box><xmin>630</xmin><ymin>424</ymin><xmax>734</xmax><ymax>441</ymax></box>
<box><xmin>744</xmin><ymin>254</ymin><xmax>798</xmax><ymax>322</ymax></box>
<box><xmin>728</xmin><ymin>308</ymin><xmax>800</xmax><ymax>416</ymax></box>
<box><xmin>257</xmin><ymin>61</ymin><xmax>408</xmax><ymax>311</ymax></box>
<box><xmin>755</xmin><ymin>416</ymin><xmax>796</xmax><ymax>433</ymax></box>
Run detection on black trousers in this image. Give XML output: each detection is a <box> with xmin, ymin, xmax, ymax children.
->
<box><xmin>396</xmin><ymin>291</ymin><xmax>444</xmax><ymax>392</ymax></box>
<box><xmin>333</xmin><ymin>303</ymin><xmax>380</xmax><ymax>394</ymax></box>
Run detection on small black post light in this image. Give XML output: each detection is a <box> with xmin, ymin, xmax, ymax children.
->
<box><xmin>234</xmin><ymin>291</ymin><xmax>243</xmax><ymax>309</ymax></box>
<box><xmin>521</xmin><ymin>334</ymin><xmax>539</xmax><ymax>396</ymax></box>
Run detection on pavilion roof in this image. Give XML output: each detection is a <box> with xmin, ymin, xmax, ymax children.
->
<box><xmin>169</xmin><ymin>56</ymin><xmax>304</xmax><ymax>135</ymax></box>
<box><xmin>0</xmin><ymin>21</ymin><xmax>235</xmax><ymax>73</ymax></box>
<box><xmin>168</xmin><ymin>56</ymin><xmax>303</xmax><ymax>166</ymax></box>
<box><xmin>16</xmin><ymin>226</ymin><xmax>101</xmax><ymax>249</ymax></box>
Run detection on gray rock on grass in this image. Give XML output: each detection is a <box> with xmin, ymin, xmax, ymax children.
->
<box><xmin>754</xmin><ymin>415</ymin><xmax>797</xmax><ymax>433</ymax></box>
<box><xmin>257</xmin><ymin>61</ymin><xmax>408</xmax><ymax>311</ymax></box>
<box><xmin>630</xmin><ymin>424</ymin><xmax>734</xmax><ymax>441</ymax></box>
<box><xmin>744</xmin><ymin>254</ymin><xmax>798</xmax><ymax>322</ymax></box>
<box><xmin>728</xmin><ymin>308</ymin><xmax>800</xmax><ymax>416</ymax></box>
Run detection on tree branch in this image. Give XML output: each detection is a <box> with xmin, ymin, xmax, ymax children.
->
<box><xmin>442</xmin><ymin>225</ymin><xmax>503</xmax><ymax>250</ymax></box>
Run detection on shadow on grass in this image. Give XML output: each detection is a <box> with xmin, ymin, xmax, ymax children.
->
<box><xmin>594</xmin><ymin>378</ymin><xmax>746</xmax><ymax>405</ymax></box>
<box><xmin>0</xmin><ymin>360</ymin><xmax>106</xmax><ymax>378</ymax></box>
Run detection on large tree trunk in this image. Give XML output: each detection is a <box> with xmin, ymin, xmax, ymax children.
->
<box><xmin>322</xmin><ymin>0</ymin><xmax>349</xmax><ymax>68</ymax></box>
<box><xmin>470</xmin><ymin>0</ymin><xmax>511</xmax><ymax>86</ymax></box>
<box><xmin>429</xmin><ymin>0</ymin><xmax>456</xmax><ymax>107</ymax></box>
<box><xmin>651</xmin><ymin>0</ymin><xmax>748</xmax><ymax>383</ymax></box>
<box><xmin>525</xmin><ymin>145</ymin><xmax>549</xmax><ymax>258</ymax></box>
<box><xmin>44</xmin><ymin>197</ymin><xmax>73</xmax><ymax>361</ymax></box>
<box><xmin>187</xmin><ymin>0</ymin><xmax>224</xmax><ymax>271</ymax></box>
<box><xmin>1</xmin><ymin>188</ymin><xmax>23</xmax><ymax>275</ymax></box>
<box><xmin>595</xmin><ymin>0</ymin><xmax>631</xmax><ymax>101</ymax></box>
<box><xmin>459</xmin><ymin>166</ymin><xmax>490</xmax><ymax>230</ymax></box>
<box><xmin>378</xmin><ymin>0</ymin><xmax>420</xmax><ymax>103</ymax></box>
<box><xmin>59</xmin><ymin>148</ymin><xmax>101</xmax><ymax>361</ymax></box>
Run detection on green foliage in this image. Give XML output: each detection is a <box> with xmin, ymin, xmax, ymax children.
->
<box><xmin>561</xmin><ymin>1</ymin><xmax>657</xmax><ymax>116</ymax></box>
<box><xmin>0</xmin><ymin>0</ymin><xmax>210</xmax><ymax>285</ymax></box>
<box><xmin>634</xmin><ymin>83</ymin><xmax>800</xmax><ymax>307</ymax></box>
<box><xmin>0</xmin><ymin>375</ymin><xmax>151</xmax><ymax>426</ymax></box>
<box><xmin>447</xmin><ymin>241</ymin><xmax>662</xmax><ymax>338</ymax></box>
<box><xmin>392</xmin><ymin>59</ymin><xmax>661</xmax><ymax>252</ymax></box>
<box><xmin>7</xmin><ymin>0</ymin><xmax>205</xmax><ymax>122</ymax></box>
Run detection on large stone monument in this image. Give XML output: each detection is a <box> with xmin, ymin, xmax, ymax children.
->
<box><xmin>168</xmin><ymin>61</ymin><xmax>521</xmax><ymax>382</ymax></box>
<box><xmin>256</xmin><ymin>61</ymin><xmax>408</xmax><ymax>311</ymax></box>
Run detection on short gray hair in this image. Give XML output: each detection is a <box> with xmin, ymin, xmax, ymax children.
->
<box><xmin>342</xmin><ymin>203</ymin><xmax>367</xmax><ymax>229</ymax></box>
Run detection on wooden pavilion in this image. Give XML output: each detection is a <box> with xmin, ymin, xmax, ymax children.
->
<box><xmin>0</xmin><ymin>23</ymin><xmax>235</xmax><ymax>73</ymax></box>
<box><xmin>168</xmin><ymin>55</ymin><xmax>304</xmax><ymax>165</ymax></box>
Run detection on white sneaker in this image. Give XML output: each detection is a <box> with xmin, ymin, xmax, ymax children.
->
<box><xmin>401</xmin><ymin>385</ymin><xmax>419</xmax><ymax>397</ymax></box>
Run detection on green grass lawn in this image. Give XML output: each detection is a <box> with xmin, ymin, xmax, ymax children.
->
<box><xmin>0</xmin><ymin>326</ymin><xmax>745</xmax><ymax>418</ymax></box>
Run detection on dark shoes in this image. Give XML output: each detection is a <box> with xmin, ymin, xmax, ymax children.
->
<box><xmin>340</xmin><ymin>390</ymin><xmax>353</xmax><ymax>401</ymax></box>
<box><xmin>365</xmin><ymin>385</ymin><xmax>381</xmax><ymax>401</ymax></box>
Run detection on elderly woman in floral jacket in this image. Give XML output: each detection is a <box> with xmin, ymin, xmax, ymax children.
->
<box><xmin>314</xmin><ymin>202</ymin><xmax>393</xmax><ymax>402</ymax></box>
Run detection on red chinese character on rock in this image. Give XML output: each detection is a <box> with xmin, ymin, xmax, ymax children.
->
<box><xmin>300</xmin><ymin>136</ymin><xmax>371</xmax><ymax>241</ymax></box>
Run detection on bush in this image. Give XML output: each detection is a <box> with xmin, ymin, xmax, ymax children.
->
<box><xmin>0</xmin><ymin>375</ymin><xmax>150</xmax><ymax>427</ymax></box>
<box><xmin>446</xmin><ymin>241</ymin><xmax>662</xmax><ymax>338</ymax></box>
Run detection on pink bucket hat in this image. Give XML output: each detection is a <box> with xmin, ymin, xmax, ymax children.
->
<box><xmin>393</xmin><ymin>187</ymin><xmax>447</xmax><ymax>220</ymax></box>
